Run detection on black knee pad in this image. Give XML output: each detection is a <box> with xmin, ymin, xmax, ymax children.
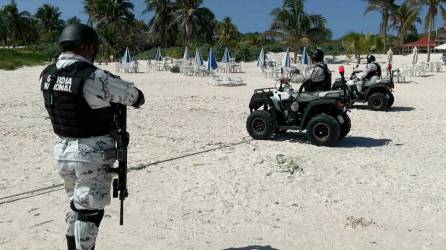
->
<box><xmin>70</xmin><ymin>200</ymin><xmax>105</xmax><ymax>228</ymax></box>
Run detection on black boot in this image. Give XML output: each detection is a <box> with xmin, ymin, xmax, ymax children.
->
<box><xmin>66</xmin><ymin>235</ymin><xmax>76</xmax><ymax>250</ymax></box>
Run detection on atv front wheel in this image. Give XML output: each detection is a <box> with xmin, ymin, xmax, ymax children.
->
<box><xmin>306</xmin><ymin>114</ymin><xmax>340</xmax><ymax>146</ymax></box>
<box><xmin>339</xmin><ymin>114</ymin><xmax>351</xmax><ymax>139</ymax></box>
<box><xmin>246</xmin><ymin>111</ymin><xmax>274</xmax><ymax>140</ymax></box>
<box><xmin>387</xmin><ymin>93</ymin><xmax>394</xmax><ymax>108</ymax></box>
<box><xmin>368</xmin><ymin>92</ymin><xmax>389</xmax><ymax>111</ymax></box>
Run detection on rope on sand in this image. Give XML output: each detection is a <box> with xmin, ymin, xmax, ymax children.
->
<box><xmin>0</xmin><ymin>139</ymin><xmax>250</xmax><ymax>206</ymax></box>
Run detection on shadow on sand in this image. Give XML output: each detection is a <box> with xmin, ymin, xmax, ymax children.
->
<box><xmin>351</xmin><ymin>105</ymin><xmax>415</xmax><ymax>112</ymax></box>
<box><xmin>388</xmin><ymin>106</ymin><xmax>416</xmax><ymax>112</ymax></box>
<box><xmin>337</xmin><ymin>136</ymin><xmax>392</xmax><ymax>148</ymax></box>
<box><xmin>272</xmin><ymin>132</ymin><xmax>308</xmax><ymax>143</ymax></box>
<box><xmin>273</xmin><ymin>133</ymin><xmax>392</xmax><ymax>148</ymax></box>
<box><xmin>224</xmin><ymin>246</ymin><xmax>279</xmax><ymax>250</ymax></box>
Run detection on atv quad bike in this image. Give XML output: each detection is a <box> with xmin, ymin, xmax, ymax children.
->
<box><xmin>246</xmin><ymin>80</ymin><xmax>351</xmax><ymax>147</ymax></box>
<box><xmin>332</xmin><ymin>66</ymin><xmax>395</xmax><ymax>111</ymax></box>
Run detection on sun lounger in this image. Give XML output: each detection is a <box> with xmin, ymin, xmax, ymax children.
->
<box><xmin>207</xmin><ymin>75</ymin><xmax>246</xmax><ymax>86</ymax></box>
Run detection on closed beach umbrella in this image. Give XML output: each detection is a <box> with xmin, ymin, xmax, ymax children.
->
<box><xmin>301</xmin><ymin>47</ymin><xmax>310</xmax><ymax>65</ymax></box>
<box><xmin>412</xmin><ymin>47</ymin><xmax>418</xmax><ymax>65</ymax></box>
<box><xmin>194</xmin><ymin>48</ymin><xmax>203</xmax><ymax>66</ymax></box>
<box><xmin>282</xmin><ymin>49</ymin><xmax>291</xmax><ymax>67</ymax></box>
<box><xmin>121</xmin><ymin>47</ymin><xmax>133</xmax><ymax>64</ymax></box>
<box><xmin>222</xmin><ymin>47</ymin><xmax>231</xmax><ymax>63</ymax></box>
<box><xmin>257</xmin><ymin>48</ymin><xmax>267</xmax><ymax>67</ymax></box>
<box><xmin>386</xmin><ymin>48</ymin><xmax>393</xmax><ymax>65</ymax></box>
<box><xmin>183</xmin><ymin>46</ymin><xmax>190</xmax><ymax>61</ymax></box>
<box><xmin>207</xmin><ymin>47</ymin><xmax>218</xmax><ymax>70</ymax></box>
<box><xmin>154</xmin><ymin>47</ymin><xmax>163</xmax><ymax>61</ymax></box>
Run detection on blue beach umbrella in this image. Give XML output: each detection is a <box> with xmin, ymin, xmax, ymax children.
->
<box><xmin>194</xmin><ymin>48</ymin><xmax>203</xmax><ymax>66</ymax></box>
<box><xmin>301</xmin><ymin>47</ymin><xmax>310</xmax><ymax>65</ymax></box>
<box><xmin>154</xmin><ymin>47</ymin><xmax>163</xmax><ymax>61</ymax></box>
<box><xmin>282</xmin><ymin>49</ymin><xmax>291</xmax><ymax>67</ymax></box>
<box><xmin>257</xmin><ymin>48</ymin><xmax>267</xmax><ymax>67</ymax></box>
<box><xmin>121</xmin><ymin>47</ymin><xmax>133</xmax><ymax>64</ymax></box>
<box><xmin>183</xmin><ymin>46</ymin><xmax>190</xmax><ymax>61</ymax></box>
<box><xmin>222</xmin><ymin>47</ymin><xmax>231</xmax><ymax>63</ymax></box>
<box><xmin>207</xmin><ymin>47</ymin><xmax>218</xmax><ymax>70</ymax></box>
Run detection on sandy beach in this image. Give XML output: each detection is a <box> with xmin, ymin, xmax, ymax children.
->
<box><xmin>1</xmin><ymin>54</ymin><xmax>446</xmax><ymax>249</ymax></box>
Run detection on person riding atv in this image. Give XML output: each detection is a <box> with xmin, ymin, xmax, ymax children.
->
<box><xmin>246</xmin><ymin>78</ymin><xmax>351</xmax><ymax>147</ymax></box>
<box><xmin>300</xmin><ymin>49</ymin><xmax>332</xmax><ymax>92</ymax></box>
<box><xmin>332</xmin><ymin>56</ymin><xmax>394</xmax><ymax>111</ymax></box>
<box><xmin>355</xmin><ymin>55</ymin><xmax>382</xmax><ymax>93</ymax></box>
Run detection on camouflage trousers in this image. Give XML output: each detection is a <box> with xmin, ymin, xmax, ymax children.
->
<box><xmin>58</xmin><ymin>160</ymin><xmax>113</xmax><ymax>250</ymax></box>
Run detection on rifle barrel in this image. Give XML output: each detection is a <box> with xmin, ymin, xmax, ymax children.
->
<box><xmin>120</xmin><ymin>198</ymin><xmax>124</xmax><ymax>225</ymax></box>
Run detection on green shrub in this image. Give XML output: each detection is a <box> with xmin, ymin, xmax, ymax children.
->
<box><xmin>170</xmin><ymin>64</ymin><xmax>180</xmax><ymax>73</ymax></box>
<box><xmin>0</xmin><ymin>48</ymin><xmax>48</xmax><ymax>70</ymax></box>
<box><xmin>0</xmin><ymin>61</ymin><xmax>17</xmax><ymax>70</ymax></box>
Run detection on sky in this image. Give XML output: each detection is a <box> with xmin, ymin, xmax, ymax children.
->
<box><xmin>1</xmin><ymin>0</ymin><xmax>445</xmax><ymax>39</ymax></box>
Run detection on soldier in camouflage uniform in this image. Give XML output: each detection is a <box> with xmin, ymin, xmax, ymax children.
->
<box><xmin>356</xmin><ymin>55</ymin><xmax>382</xmax><ymax>92</ymax></box>
<box><xmin>301</xmin><ymin>49</ymin><xmax>332</xmax><ymax>92</ymax></box>
<box><xmin>40</xmin><ymin>24</ymin><xmax>145</xmax><ymax>250</ymax></box>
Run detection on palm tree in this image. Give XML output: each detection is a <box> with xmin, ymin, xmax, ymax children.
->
<box><xmin>192</xmin><ymin>7</ymin><xmax>217</xmax><ymax>44</ymax></box>
<box><xmin>364</xmin><ymin>0</ymin><xmax>398</xmax><ymax>51</ymax></box>
<box><xmin>84</xmin><ymin>0</ymin><xmax>134</xmax><ymax>25</ymax></box>
<box><xmin>144</xmin><ymin>0</ymin><xmax>174</xmax><ymax>47</ymax></box>
<box><xmin>217</xmin><ymin>17</ymin><xmax>240</xmax><ymax>46</ymax></box>
<box><xmin>407</xmin><ymin>0</ymin><xmax>446</xmax><ymax>62</ymax></box>
<box><xmin>270</xmin><ymin>0</ymin><xmax>331</xmax><ymax>63</ymax></box>
<box><xmin>66</xmin><ymin>16</ymin><xmax>82</xmax><ymax>25</ymax></box>
<box><xmin>0</xmin><ymin>8</ymin><xmax>7</xmax><ymax>46</ymax></box>
<box><xmin>2</xmin><ymin>0</ymin><xmax>32</xmax><ymax>47</ymax></box>
<box><xmin>83</xmin><ymin>0</ymin><xmax>135</xmax><ymax>57</ymax></box>
<box><xmin>172</xmin><ymin>0</ymin><xmax>215</xmax><ymax>43</ymax></box>
<box><xmin>390</xmin><ymin>5</ymin><xmax>421</xmax><ymax>46</ymax></box>
<box><xmin>35</xmin><ymin>4</ymin><xmax>65</xmax><ymax>34</ymax></box>
<box><xmin>442</xmin><ymin>5</ymin><xmax>446</xmax><ymax>30</ymax></box>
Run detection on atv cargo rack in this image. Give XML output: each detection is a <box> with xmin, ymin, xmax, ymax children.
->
<box><xmin>254</xmin><ymin>88</ymin><xmax>276</xmax><ymax>94</ymax></box>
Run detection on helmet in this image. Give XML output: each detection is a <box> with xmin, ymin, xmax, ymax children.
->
<box><xmin>311</xmin><ymin>49</ymin><xmax>324</xmax><ymax>62</ymax></box>
<box><xmin>58</xmin><ymin>23</ymin><xmax>99</xmax><ymax>48</ymax></box>
<box><xmin>367</xmin><ymin>55</ymin><xmax>376</xmax><ymax>64</ymax></box>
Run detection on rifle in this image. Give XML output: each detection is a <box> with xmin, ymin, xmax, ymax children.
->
<box><xmin>109</xmin><ymin>104</ymin><xmax>129</xmax><ymax>225</ymax></box>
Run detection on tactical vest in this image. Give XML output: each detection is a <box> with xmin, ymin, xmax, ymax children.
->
<box><xmin>365</xmin><ymin>63</ymin><xmax>382</xmax><ymax>80</ymax></box>
<box><xmin>305</xmin><ymin>63</ymin><xmax>332</xmax><ymax>92</ymax></box>
<box><xmin>40</xmin><ymin>62</ymin><xmax>116</xmax><ymax>138</ymax></box>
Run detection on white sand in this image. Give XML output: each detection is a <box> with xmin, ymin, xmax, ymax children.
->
<box><xmin>1</xmin><ymin>54</ymin><xmax>446</xmax><ymax>249</ymax></box>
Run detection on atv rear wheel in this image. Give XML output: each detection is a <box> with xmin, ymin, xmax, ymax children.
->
<box><xmin>368</xmin><ymin>92</ymin><xmax>388</xmax><ymax>111</ymax></box>
<box><xmin>339</xmin><ymin>114</ymin><xmax>351</xmax><ymax>139</ymax></box>
<box><xmin>387</xmin><ymin>93</ymin><xmax>394</xmax><ymax>108</ymax></box>
<box><xmin>246</xmin><ymin>111</ymin><xmax>274</xmax><ymax>140</ymax></box>
<box><xmin>306</xmin><ymin>114</ymin><xmax>340</xmax><ymax>146</ymax></box>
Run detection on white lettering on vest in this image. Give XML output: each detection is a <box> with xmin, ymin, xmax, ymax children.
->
<box><xmin>43</xmin><ymin>75</ymin><xmax>52</xmax><ymax>90</ymax></box>
<box><xmin>53</xmin><ymin>76</ymin><xmax>73</xmax><ymax>93</ymax></box>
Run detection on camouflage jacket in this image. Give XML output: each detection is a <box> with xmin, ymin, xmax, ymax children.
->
<box><xmin>42</xmin><ymin>53</ymin><xmax>140</xmax><ymax>163</ymax></box>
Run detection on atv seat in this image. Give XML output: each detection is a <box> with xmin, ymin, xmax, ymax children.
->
<box><xmin>296</xmin><ymin>93</ymin><xmax>321</xmax><ymax>102</ymax></box>
<box><xmin>297</xmin><ymin>91</ymin><xmax>343</xmax><ymax>102</ymax></box>
<box><xmin>317</xmin><ymin>90</ymin><xmax>343</xmax><ymax>98</ymax></box>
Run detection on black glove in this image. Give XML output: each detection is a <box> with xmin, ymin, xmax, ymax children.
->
<box><xmin>132</xmin><ymin>89</ymin><xmax>145</xmax><ymax>108</ymax></box>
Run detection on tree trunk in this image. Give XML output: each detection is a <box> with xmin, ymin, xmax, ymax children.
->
<box><xmin>427</xmin><ymin>14</ymin><xmax>432</xmax><ymax>63</ymax></box>
<box><xmin>382</xmin><ymin>12</ymin><xmax>389</xmax><ymax>51</ymax></box>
